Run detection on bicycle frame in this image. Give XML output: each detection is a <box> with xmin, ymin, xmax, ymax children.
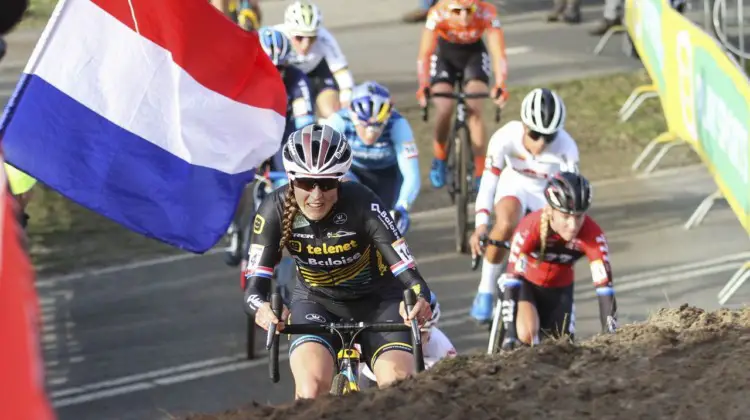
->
<box><xmin>337</xmin><ymin>348</ymin><xmax>362</xmax><ymax>394</ymax></box>
<box><xmin>422</xmin><ymin>80</ymin><xmax>501</xmax><ymax>254</ymax></box>
<box><xmin>266</xmin><ymin>290</ymin><xmax>425</xmax><ymax>393</ymax></box>
<box><xmin>469</xmin><ymin>236</ymin><xmax>511</xmax><ymax>354</ymax></box>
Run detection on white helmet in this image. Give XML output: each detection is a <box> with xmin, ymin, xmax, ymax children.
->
<box><xmin>520</xmin><ymin>88</ymin><xmax>566</xmax><ymax>135</ymax></box>
<box><xmin>284</xmin><ymin>1</ymin><xmax>322</xmax><ymax>37</ymax></box>
<box><xmin>282</xmin><ymin>124</ymin><xmax>352</xmax><ymax>180</ymax></box>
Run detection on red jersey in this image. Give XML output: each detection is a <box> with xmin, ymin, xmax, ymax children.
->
<box><xmin>506</xmin><ymin>209</ymin><xmax>613</xmax><ymax>289</ymax></box>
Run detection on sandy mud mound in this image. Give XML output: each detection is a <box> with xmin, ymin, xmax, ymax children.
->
<box><xmin>186</xmin><ymin>305</ymin><xmax>750</xmax><ymax>420</ymax></box>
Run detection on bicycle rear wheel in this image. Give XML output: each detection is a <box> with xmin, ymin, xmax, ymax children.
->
<box><xmin>225</xmin><ymin>183</ymin><xmax>256</xmax><ymax>266</ymax></box>
<box><xmin>454</xmin><ymin>125</ymin><xmax>471</xmax><ymax>254</ymax></box>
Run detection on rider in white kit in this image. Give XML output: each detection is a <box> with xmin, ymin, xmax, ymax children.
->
<box><xmin>273</xmin><ymin>0</ymin><xmax>356</xmax><ymax>119</ymax></box>
<box><xmin>468</xmin><ymin>88</ymin><xmax>580</xmax><ymax>324</ymax></box>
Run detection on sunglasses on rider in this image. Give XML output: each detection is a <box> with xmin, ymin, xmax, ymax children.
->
<box><xmin>293</xmin><ymin>178</ymin><xmax>340</xmax><ymax>192</ymax></box>
<box><xmin>528</xmin><ymin>130</ymin><xmax>558</xmax><ymax>143</ymax></box>
<box><xmin>293</xmin><ymin>35</ymin><xmax>317</xmax><ymax>43</ymax></box>
<box><xmin>450</xmin><ymin>5</ymin><xmax>477</xmax><ymax>15</ymax></box>
<box><xmin>353</xmin><ymin>118</ymin><xmax>387</xmax><ymax>131</ymax></box>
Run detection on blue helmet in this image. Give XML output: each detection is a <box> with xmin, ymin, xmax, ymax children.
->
<box><xmin>349</xmin><ymin>81</ymin><xmax>393</xmax><ymax>126</ymax></box>
<box><xmin>258</xmin><ymin>27</ymin><xmax>291</xmax><ymax>66</ymax></box>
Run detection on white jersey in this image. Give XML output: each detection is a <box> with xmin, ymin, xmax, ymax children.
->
<box><xmin>273</xmin><ymin>24</ymin><xmax>349</xmax><ymax>74</ymax></box>
<box><xmin>475</xmin><ymin>120</ymin><xmax>579</xmax><ymax>227</ymax></box>
<box><xmin>358</xmin><ymin>327</ymin><xmax>457</xmax><ymax>383</ymax></box>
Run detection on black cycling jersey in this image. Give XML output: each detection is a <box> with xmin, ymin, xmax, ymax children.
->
<box><xmin>243</xmin><ymin>182</ymin><xmax>431</xmax><ymax>312</ymax></box>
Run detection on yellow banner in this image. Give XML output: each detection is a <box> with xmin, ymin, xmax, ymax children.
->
<box><xmin>625</xmin><ymin>0</ymin><xmax>750</xmax><ymax>233</ymax></box>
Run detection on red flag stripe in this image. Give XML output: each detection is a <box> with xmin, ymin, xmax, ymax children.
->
<box><xmin>89</xmin><ymin>0</ymin><xmax>286</xmax><ymax>115</ymax></box>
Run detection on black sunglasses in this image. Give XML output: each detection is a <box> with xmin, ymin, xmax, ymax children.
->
<box><xmin>293</xmin><ymin>178</ymin><xmax>340</xmax><ymax>192</ymax></box>
<box><xmin>529</xmin><ymin>130</ymin><xmax>558</xmax><ymax>143</ymax></box>
<box><xmin>293</xmin><ymin>35</ymin><xmax>317</xmax><ymax>42</ymax></box>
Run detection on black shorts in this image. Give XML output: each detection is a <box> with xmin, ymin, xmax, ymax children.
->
<box><xmin>306</xmin><ymin>60</ymin><xmax>339</xmax><ymax>100</ymax></box>
<box><xmin>350</xmin><ymin>164</ymin><xmax>402</xmax><ymax>209</ymax></box>
<box><xmin>287</xmin><ymin>286</ymin><xmax>411</xmax><ymax>370</ymax></box>
<box><xmin>430</xmin><ymin>39</ymin><xmax>491</xmax><ymax>87</ymax></box>
<box><xmin>519</xmin><ymin>279</ymin><xmax>575</xmax><ymax>339</ymax></box>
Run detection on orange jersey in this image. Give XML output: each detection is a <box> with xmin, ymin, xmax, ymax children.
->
<box><xmin>426</xmin><ymin>1</ymin><xmax>501</xmax><ymax>44</ymax></box>
<box><xmin>417</xmin><ymin>1</ymin><xmax>505</xmax><ymax>88</ymax></box>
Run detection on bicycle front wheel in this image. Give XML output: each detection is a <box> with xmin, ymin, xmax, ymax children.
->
<box><xmin>330</xmin><ymin>373</ymin><xmax>350</xmax><ymax>396</ymax></box>
<box><xmin>454</xmin><ymin>125</ymin><xmax>472</xmax><ymax>254</ymax></box>
<box><xmin>487</xmin><ymin>298</ymin><xmax>505</xmax><ymax>354</ymax></box>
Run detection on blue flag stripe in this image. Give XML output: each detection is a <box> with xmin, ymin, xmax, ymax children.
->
<box><xmin>3</xmin><ymin>75</ymin><xmax>255</xmax><ymax>252</ymax></box>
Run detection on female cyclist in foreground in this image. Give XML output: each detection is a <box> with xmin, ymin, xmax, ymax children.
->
<box><xmin>490</xmin><ymin>171</ymin><xmax>618</xmax><ymax>350</ymax></box>
<box><xmin>243</xmin><ymin>124</ymin><xmax>433</xmax><ymax>399</ymax></box>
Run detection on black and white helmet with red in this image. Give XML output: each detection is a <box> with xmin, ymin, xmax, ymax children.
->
<box><xmin>544</xmin><ymin>171</ymin><xmax>592</xmax><ymax>214</ymax></box>
<box><xmin>282</xmin><ymin>124</ymin><xmax>352</xmax><ymax>180</ymax></box>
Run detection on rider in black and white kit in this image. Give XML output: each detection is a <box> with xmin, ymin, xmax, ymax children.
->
<box><xmin>243</xmin><ymin>124</ymin><xmax>433</xmax><ymax>399</ymax></box>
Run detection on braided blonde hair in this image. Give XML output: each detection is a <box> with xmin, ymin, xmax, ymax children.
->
<box><xmin>278</xmin><ymin>186</ymin><xmax>299</xmax><ymax>253</ymax></box>
<box><xmin>538</xmin><ymin>206</ymin><xmax>553</xmax><ymax>264</ymax></box>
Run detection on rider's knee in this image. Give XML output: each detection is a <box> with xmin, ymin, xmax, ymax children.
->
<box><xmin>316</xmin><ymin>90</ymin><xmax>341</xmax><ymax>118</ymax></box>
<box><xmin>372</xmin><ymin>347</ymin><xmax>414</xmax><ymax>388</ymax></box>
<box><xmin>294</xmin><ymin>377</ymin><xmax>329</xmax><ymax>399</ymax></box>
<box><xmin>517</xmin><ymin>327</ymin><xmax>538</xmax><ymax>346</ymax></box>
<box><xmin>434</xmin><ymin>100</ymin><xmax>453</xmax><ymax>118</ymax></box>
<box><xmin>466</xmin><ymin>101</ymin><xmax>484</xmax><ymax>117</ymax></box>
<box><xmin>490</xmin><ymin>216</ymin><xmax>515</xmax><ymax>239</ymax></box>
<box><xmin>289</xmin><ymin>340</ymin><xmax>335</xmax><ymax>399</ymax></box>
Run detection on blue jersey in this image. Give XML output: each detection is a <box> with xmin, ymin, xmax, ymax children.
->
<box><xmin>282</xmin><ymin>66</ymin><xmax>315</xmax><ymax>137</ymax></box>
<box><xmin>324</xmin><ymin>109</ymin><xmax>421</xmax><ymax>210</ymax></box>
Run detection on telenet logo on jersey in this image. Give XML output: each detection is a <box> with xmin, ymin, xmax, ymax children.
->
<box><xmin>306</xmin><ymin>240</ymin><xmax>358</xmax><ymax>255</ymax></box>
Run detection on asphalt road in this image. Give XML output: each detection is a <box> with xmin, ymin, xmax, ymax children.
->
<box><xmin>3</xmin><ymin>1</ymin><xmax>748</xmax><ymax>419</ymax></box>
<box><xmin>40</xmin><ymin>165</ymin><xmax>750</xmax><ymax>420</ymax></box>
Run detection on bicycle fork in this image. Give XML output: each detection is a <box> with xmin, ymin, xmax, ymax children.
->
<box><xmin>336</xmin><ymin>349</ymin><xmax>361</xmax><ymax>394</ymax></box>
<box><xmin>487</xmin><ymin>297</ymin><xmax>504</xmax><ymax>354</ymax></box>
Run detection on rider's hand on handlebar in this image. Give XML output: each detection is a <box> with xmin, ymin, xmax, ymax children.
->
<box><xmin>469</xmin><ymin>225</ymin><xmax>489</xmax><ymax>258</ymax></box>
<box><xmin>255</xmin><ymin>302</ymin><xmax>289</xmax><ymax>332</ymax></box>
<box><xmin>399</xmin><ymin>296</ymin><xmax>432</xmax><ymax>327</ymax></box>
<box><xmin>390</xmin><ymin>206</ymin><xmax>411</xmax><ymax>235</ymax></box>
<box><xmin>491</xmin><ymin>84</ymin><xmax>508</xmax><ymax>108</ymax></box>
<box><xmin>416</xmin><ymin>85</ymin><xmax>429</xmax><ymax>108</ymax></box>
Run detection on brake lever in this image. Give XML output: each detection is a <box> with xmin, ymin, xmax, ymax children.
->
<box><xmin>470</xmin><ymin>235</ymin><xmax>488</xmax><ymax>271</ymax></box>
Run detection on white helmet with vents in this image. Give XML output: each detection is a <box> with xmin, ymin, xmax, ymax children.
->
<box><xmin>520</xmin><ymin>88</ymin><xmax>566</xmax><ymax>135</ymax></box>
<box><xmin>282</xmin><ymin>124</ymin><xmax>352</xmax><ymax>180</ymax></box>
<box><xmin>284</xmin><ymin>1</ymin><xmax>323</xmax><ymax>37</ymax></box>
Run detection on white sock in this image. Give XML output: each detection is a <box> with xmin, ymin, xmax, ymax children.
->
<box><xmin>478</xmin><ymin>260</ymin><xmax>505</xmax><ymax>295</ymax></box>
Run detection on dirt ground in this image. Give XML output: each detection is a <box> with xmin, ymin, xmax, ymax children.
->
<box><xmin>182</xmin><ymin>305</ymin><xmax>750</xmax><ymax>420</ymax></box>
<box><xmin>25</xmin><ymin>70</ymin><xmax>699</xmax><ymax>276</ymax></box>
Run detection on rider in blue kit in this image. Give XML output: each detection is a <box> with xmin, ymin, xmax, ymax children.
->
<box><xmin>323</xmin><ymin>81</ymin><xmax>422</xmax><ymax>235</ymax></box>
<box><xmin>258</xmin><ymin>26</ymin><xmax>316</xmax><ymax>184</ymax></box>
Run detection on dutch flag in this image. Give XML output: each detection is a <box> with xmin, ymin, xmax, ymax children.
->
<box><xmin>0</xmin><ymin>0</ymin><xmax>287</xmax><ymax>252</ymax></box>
